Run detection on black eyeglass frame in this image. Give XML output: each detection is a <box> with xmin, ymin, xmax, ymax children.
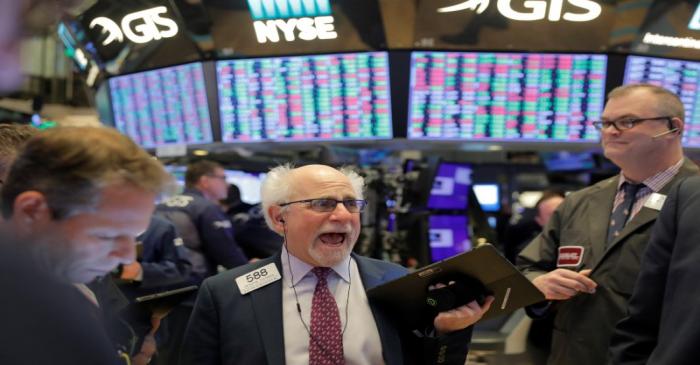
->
<box><xmin>279</xmin><ymin>198</ymin><xmax>368</xmax><ymax>213</ymax></box>
<box><xmin>591</xmin><ymin>116</ymin><xmax>673</xmax><ymax>132</ymax></box>
<box><xmin>205</xmin><ymin>174</ymin><xmax>227</xmax><ymax>180</ymax></box>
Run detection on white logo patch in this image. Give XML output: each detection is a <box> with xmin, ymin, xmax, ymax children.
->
<box><xmin>163</xmin><ymin>195</ymin><xmax>193</xmax><ymax>208</ymax></box>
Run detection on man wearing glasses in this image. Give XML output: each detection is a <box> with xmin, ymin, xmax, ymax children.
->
<box><xmin>180</xmin><ymin>164</ymin><xmax>493</xmax><ymax>365</ymax></box>
<box><xmin>516</xmin><ymin>83</ymin><xmax>699</xmax><ymax>365</ymax></box>
<box><xmin>157</xmin><ymin>160</ymin><xmax>248</xmax><ymax>283</ymax></box>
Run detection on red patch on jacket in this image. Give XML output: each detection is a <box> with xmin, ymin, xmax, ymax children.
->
<box><xmin>557</xmin><ymin>246</ymin><xmax>584</xmax><ymax>267</ymax></box>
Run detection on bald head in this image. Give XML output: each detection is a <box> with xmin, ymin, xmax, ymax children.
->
<box><xmin>608</xmin><ymin>84</ymin><xmax>685</xmax><ymax>120</ymax></box>
<box><xmin>288</xmin><ymin>164</ymin><xmax>358</xmax><ymax>198</ymax></box>
<box><xmin>261</xmin><ymin>164</ymin><xmax>364</xmax><ymax>231</ymax></box>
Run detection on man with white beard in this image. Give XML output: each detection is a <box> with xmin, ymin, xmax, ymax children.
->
<box><xmin>181</xmin><ymin>164</ymin><xmax>494</xmax><ymax>365</ymax></box>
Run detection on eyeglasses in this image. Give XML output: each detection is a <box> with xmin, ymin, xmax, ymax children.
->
<box><xmin>206</xmin><ymin>174</ymin><xmax>227</xmax><ymax>181</ymax></box>
<box><xmin>279</xmin><ymin>198</ymin><xmax>367</xmax><ymax>213</ymax></box>
<box><xmin>592</xmin><ymin>116</ymin><xmax>672</xmax><ymax>132</ymax></box>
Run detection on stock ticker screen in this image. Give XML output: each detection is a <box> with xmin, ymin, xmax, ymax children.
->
<box><xmin>216</xmin><ymin>52</ymin><xmax>392</xmax><ymax>142</ymax></box>
<box><xmin>109</xmin><ymin>63</ymin><xmax>213</xmax><ymax>148</ymax></box>
<box><xmin>408</xmin><ymin>52</ymin><xmax>607</xmax><ymax>142</ymax></box>
<box><xmin>623</xmin><ymin>55</ymin><xmax>700</xmax><ymax>148</ymax></box>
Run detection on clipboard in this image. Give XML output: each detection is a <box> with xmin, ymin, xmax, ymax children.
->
<box><xmin>129</xmin><ymin>285</ymin><xmax>199</xmax><ymax>316</ymax></box>
<box><xmin>366</xmin><ymin>244</ymin><xmax>544</xmax><ymax>329</ymax></box>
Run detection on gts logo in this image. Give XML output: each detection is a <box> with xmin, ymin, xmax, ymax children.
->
<box><xmin>438</xmin><ymin>0</ymin><xmax>602</xmax><ymax>22</ymax></box>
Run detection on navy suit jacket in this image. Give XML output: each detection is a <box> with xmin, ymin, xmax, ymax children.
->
<box><xmin>179</xmin><ymin>252</ymin><xmax>472</xmax><ymax>365</ymax></box>
<box><xmin>610</xmin><ymin>175</ymin><xmax>700</xmax><ymax>364</ymax></box>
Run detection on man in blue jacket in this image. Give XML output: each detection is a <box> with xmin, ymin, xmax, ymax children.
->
<box><xmin>180</xmin><ymin>164</ymin><xmax>493</xmax><ymax>365</ymax></box>
<box><xmin>157</xmin><ymin>160</ymin><xmax>248</xmax><ymax>283</ymax></box>
<box><xmin>610</xmin><ymin>175</ymin><xmax>700</xmax><ymax>365</ymax></box>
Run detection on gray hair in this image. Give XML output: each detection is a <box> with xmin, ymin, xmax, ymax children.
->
<box><xmin>260</xmin><ymin>164</ymin><xmax>365</xmax><ymax>230</ymax></box>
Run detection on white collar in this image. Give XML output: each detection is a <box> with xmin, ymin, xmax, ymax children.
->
<box><xmin>281</xmin><ymin>245</ymin><xmax>352</xmax><ymax>287</ymax></box>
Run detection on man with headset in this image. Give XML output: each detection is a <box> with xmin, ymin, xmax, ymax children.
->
<box><xmin>180</xmin><ymin>164</ymin><xmax>493</xmax><ymax>365</ymax></box>
<box><xmin>157</xmin><ymin>160</ymin><xmax>248</xmax><ymax>284</ymax></box>
<box><xmin>517</xmin><ymin>83</ymin><xmax>699</xmax><ymax>365</ymax></box>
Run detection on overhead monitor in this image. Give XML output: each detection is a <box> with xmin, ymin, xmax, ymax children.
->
<box><xmin>408</xmin><ymin>52</ymin><xmax>607</xmax><ymax>142</ymax></box>
<box><xmin>216</xmin><ymin>52</ymin><xmax>392</xmax><ymax>142</ymax></box>
<box><xmin>473</xmin><ymin>184</ymin><xmax>500</xmax><ymax>212</ymax></box>
<box><xmin>623</xmin><ymin>55</ymin><xmax>700</xmax><ymax>147</ymax></box>
<box><xmin>109</xmin><ymin>62</ymin><xmax>214</xmax><ymax>148</ymax></box>
<box><xmin>429</xmin><ymin>214</ymin><xmax>470</xmax><ymax>262</ymax></box>
<box><xmin>427</xmin><ymin>162</ymin><xmax>472</xmax><ymax>210</ymax></box>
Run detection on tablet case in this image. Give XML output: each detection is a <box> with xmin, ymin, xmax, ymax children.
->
<box><xmin>366</xmin><ymin>244</ymin><xmax>544</xmax><ymax>329</ymax></box>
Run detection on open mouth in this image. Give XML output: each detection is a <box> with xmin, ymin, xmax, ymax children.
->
<box><xmin>319</xmin><ymin>233</ymin><xmax>346</xmax><ymax>246</ymax></box>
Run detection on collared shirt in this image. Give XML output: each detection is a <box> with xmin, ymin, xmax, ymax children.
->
<box><xmin>281</xmin><ymin>246</ymin><xmax>384</xmax><ymax>365</ymax></box>
<box><xmin>614</xmin><ymin>158</ymin><xmax>684</xmax><ymax>219</ymax></box>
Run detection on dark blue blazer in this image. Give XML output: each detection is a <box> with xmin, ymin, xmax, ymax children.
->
<box><xmin>179</xmin><ymin>252</ymin><xmax>472</xmax><ymax>365</ymax></box>
<box><xmin>610</xmin><ymin>175</ymin><xmax>700</xmax><ymax>365</ymax></box>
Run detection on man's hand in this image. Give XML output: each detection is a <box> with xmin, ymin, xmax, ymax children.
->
<box><xmin>120</xmin><ymin>261</ymin><xmax>143</xmax><ymax>281</ymax></box>
<box><xmin>434</xmin><ymin>295</ymin><xmax>494</xmax><ymax>335</ymax></box>
<box><xmin>532</xmin><ymin>269</ymin><xmax>596</xmax><ymax>300</ymax></box>
<box><xmin>132</xmin><ymin>334</ymin><xmax>156</xmax><ymax>365</ymax></box>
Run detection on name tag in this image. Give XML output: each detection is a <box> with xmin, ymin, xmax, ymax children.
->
<box><xmin>644</xmin><ymin>193</ymin><xmax>666</xmax><ymax>211</ymax></box>
<box><xmin>235</xmin><ymin>263</ymin><xmax>281</xmax><ymax>295</ymax></box>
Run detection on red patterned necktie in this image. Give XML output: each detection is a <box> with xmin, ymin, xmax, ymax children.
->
<box><xmin>309</xmin><ymin>267</ymin><xmax>345</xmax><ymax>365</ymax></box>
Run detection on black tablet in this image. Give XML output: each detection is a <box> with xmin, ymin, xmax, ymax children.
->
<box><xmin>366</xmin><ymin>245</ymin><xmax>544</xmax><ymax>329</ymax></box>
<box><xmin>133</xmin><ymin>285</ymin><xmax>199</xmax><ymax>313</ymax></box>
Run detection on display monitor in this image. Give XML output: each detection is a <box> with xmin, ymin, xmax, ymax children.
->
<box><xmin>429</xmin><ymin>215</ymin><xmax>470</xmax><ymax>262</ymax></box>
<box><xmin>57</xmin><ymin>19</ymin><xmax>100</xmax><ymax>72</ymax></box>
<box><xmin>427</xmin><ymin>162</ymin><xmax>472</xmax><ymax>210</ymax></box>
<box><xmin>541</xmin><ymin>151</ymin><xmax>596</xmax><ymax>171</ymax></box>
<box><xmin>518</xmin><ymin>191</ymin><xmax>544</xmax><ymax>209</ymax></box>
<box><xmin>623</xmin><ymin>55</ymin><xmax>700</xmax><ymax>147</ymax></box>
<box><xmin>224</xmin><ymin>170</ymin><xmax>267</xmax><ymax>204</ymax></box>
<box><xmin>109</xmin><ymin>62</ymin><xmax>214</xmax><ymax>148</ymax></box>
<box><xmin>473</xmin><ymin>184</ymin><xmax>500</xmax><ymax>212</ymax></box>
<box><xmin>408</xmin><ymin>52</ymin><xmax>607</xmax><ymax>142</ymax></box>
<box><xmin>216</xmin><ymin>52</ymin><xmax>392</xmax><ymax>142</ymax></box>
<box><xmin>164</xmin><ymin>165</ymin><xmax>187</xmax><ymax>193</ymax></box>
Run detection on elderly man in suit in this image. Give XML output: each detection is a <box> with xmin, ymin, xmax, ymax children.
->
<box><xmin>180</xmin><ymin>164</ymin><xmax>493</xmax><ymax>365</ymax></box>
<box><xmin>516</xmin><ymin>83</ymin><xmax>699</xmax><ymax>365</ymax></box>
<box><xmin>610</xmin><ymin>175</ymin><xmax>700</xmax><ymax>364</ymax></box>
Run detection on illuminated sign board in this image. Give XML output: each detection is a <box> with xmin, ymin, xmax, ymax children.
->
<box><xmin>247</xmin><ymin>0</ymin><xmax>338</xmax><ymax>43</ymax></box>
<box><xmin>438</xmin><ymin>0</ymin><xmax>602</xmax><ymax>22</ymax></box>
<box><xmin>89</xmin><ymin>6</ymin><xmax>178</xmax><ymax>45</ymax></box>
<box><xmin>690</xmin><ymin>3</ymin><xmax>700</xmax><ymax>30</ymax></box>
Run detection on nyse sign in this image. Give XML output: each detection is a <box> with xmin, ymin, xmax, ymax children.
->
<box><xmin>438</xmin><ymin>0</ymin><xmax>602</xmax><ymax>22</ymax></box>
<box><xmin>248</xmin><ymin>0</ymin><xmax>337</xmax><ymax>43</ymax></box>
<box><xmin>253</xmin><ymin>16</ymin><xmax>337</xmax><ymax>43</ymax></box>
<box><xmin>89</xmin><ymin>6</ymin><xmax>179</xmax><ymax>45</ymax></box>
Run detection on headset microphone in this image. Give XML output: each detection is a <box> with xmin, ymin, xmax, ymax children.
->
<box><xmin>281</xmin><ymin>207</ymin><xmax>351</xmax><ymax>360</ymax></box>
<box><xmin>652</xmin><ymin>128</ymin><xmax>679</xmax><ymax>139</ymax></box>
